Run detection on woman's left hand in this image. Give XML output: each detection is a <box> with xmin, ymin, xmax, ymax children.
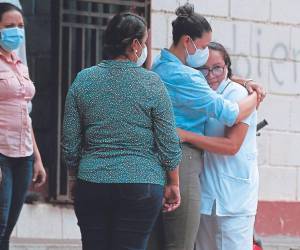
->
<box><xmin>32</xmin><ymin>159</ymin><xmax>47</xmax><ymax>187</ymax></box>
<box><xmin>162</xmin><ymin>184</ymin><xmax>181</xmax><ymax>213</ymax></box>
<box><xmin>244</xmin><ymin>80</ymin><xmax>267</xmax><ymax>107</ymax></box>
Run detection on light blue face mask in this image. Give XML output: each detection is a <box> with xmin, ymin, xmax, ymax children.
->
<box><xmin>185</xmin><ymin>38</ymin><xmax>209</xmax><ymax>68</ymax></box>
<box><xmin>0</xmin><ymin>27</ymin><xmax>24</xmax><ymax>52</ymax></box>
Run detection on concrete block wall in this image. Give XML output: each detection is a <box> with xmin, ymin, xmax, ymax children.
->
<box><xmin>151</xmin><ymin>0</ymin><xmax>300</xmax><ymax>203</ymax></box>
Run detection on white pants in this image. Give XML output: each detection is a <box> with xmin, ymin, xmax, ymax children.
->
<box><xmin>195</xmin><ymin>214</ymin><xmax>255</xmax><ymax>250</ymax></box>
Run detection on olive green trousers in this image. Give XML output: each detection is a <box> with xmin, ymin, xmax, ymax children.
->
<box><xmin>147</xmin><ymin>144</ymin><xmax>203</xmax><ymax>250</ymax></box>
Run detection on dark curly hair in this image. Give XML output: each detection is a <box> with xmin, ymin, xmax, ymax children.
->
<box><xmin>172</xmin><ymin>3</ymin><xmax>212</xmax><ymax>45</ymax></box>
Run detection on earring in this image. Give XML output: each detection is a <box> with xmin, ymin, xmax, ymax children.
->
<box><xmin>135</xmin><ymin>50</ymin><xmax>138</xmax><ymax>53</ymax></box>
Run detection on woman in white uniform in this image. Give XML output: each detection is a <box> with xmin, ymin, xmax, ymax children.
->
<box><xmin>178</xmin><ymin>42</ymin><xmax>258</xmax><ymax>250</ymax></box>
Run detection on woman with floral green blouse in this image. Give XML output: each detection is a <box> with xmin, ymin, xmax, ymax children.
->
<box><xmin>62</xmin><ymin>12</ymin><xmax>182</xmax><ymax>250</ymax></box>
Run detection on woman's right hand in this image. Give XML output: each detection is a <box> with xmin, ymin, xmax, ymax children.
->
<box><xmin>162</xmin><ymin>184</ymin><xmax>181</xmax><ymax>212</ymax></box>
<box><xmin>32</xmin><ymin>159</ymin><xmax>47</xmax><ymax>188</ymax></box>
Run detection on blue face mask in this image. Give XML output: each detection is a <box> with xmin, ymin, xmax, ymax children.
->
<box><xmin>0</xmin><ymin>27</ymin><xmax>24</xmax><ymax>52</ymax></box>
<box><xmin>185</xmin><ymin>38</ymin><xmax>209</xmax><ymax>68</ymax></box>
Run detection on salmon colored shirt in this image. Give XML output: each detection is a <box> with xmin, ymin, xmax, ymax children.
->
<box><xmin>0</xmin><ymin>49</ymin><xmax>35</xmax><ymax>157</ymax></box>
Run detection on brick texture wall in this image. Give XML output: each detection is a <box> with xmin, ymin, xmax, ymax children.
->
<box><xmin>151</xmin><ymin>0</ymin><xmax>300</xmax><ymax>203</ymax></box>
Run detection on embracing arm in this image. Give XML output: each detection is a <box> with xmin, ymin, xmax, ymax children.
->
<box><xmin>177</xmin><ymin>122</ymin><xmax>249</xmax><ymax>155</ymax></box>
<box><xmin>231</xmin><ymin>75</ymin><xmax>266</xmax><ymax>106</ymax></box>
<box><xmin>188</xmin><ymin>72</ymin><xmax>256</xmax><ymax>127</ymax></box>
<box><xmin>236</xmin><ymin>92</ymin><xmax>257</xmax><ymax>123</ymax></box>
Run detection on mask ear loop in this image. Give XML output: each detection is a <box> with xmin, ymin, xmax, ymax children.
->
<box><xmin>190</xmin><ymin>37</ymin><xmax>197</xmax><ymax>50</ymax></box>
<box><xmin>185</xmin><ymin>37</ymin><xmax>191</xmax><ymax>57</ymax></box>
<box><xmin>134</xmin><ymin>39</ymin><xmax>143</xmax><ymax>61</ymax></box>
<box><xmin>224</xmin><ymin>67</ymin><xmax>228</xmax><ymax>80</ymax></box>
<box><xmin>218</xmin><ymin>67</ymin><xmax>231</xmax><ymax>94</ymax></box>
<box><xmin>218</xmin><ymin>67</ymin><xmax>229</xmax><ymax>87</ymax></box>
<box><xmin>185</xmin><ymin>37</ymin><xmax>197</xmax><ymax>57</ymax></box>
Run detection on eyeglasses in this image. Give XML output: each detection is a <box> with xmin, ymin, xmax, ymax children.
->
<box><xmin>199</xmin><ymin>65</ymin><xmax>226</xmax><ymax>77</ymax></box>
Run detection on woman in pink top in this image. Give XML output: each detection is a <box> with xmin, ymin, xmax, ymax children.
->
<box><xmin>0</xmin><ymin>3</ymin><xmax>46</xmax><ymax>249</ymax></box>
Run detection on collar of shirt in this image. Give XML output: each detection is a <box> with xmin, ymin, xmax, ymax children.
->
<box><xmin>99</xmin><ymin>60</ymin><xmax>139</xmax><ymax>68</ymax></box>
<box><xmin>0</xmin><ymin>49</ymin><xmax>21</xmax><ymax>65</ymax></box>
<box><xmin>160</xmin><ymin>48</ymin><xmax>183</xmax><ymax>65</ymax></box>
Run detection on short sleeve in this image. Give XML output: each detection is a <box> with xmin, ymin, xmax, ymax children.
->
<box><xmin>225</xmin><ymin>83</ymin><xmax>254</xmax><ymax>126</ymax></box>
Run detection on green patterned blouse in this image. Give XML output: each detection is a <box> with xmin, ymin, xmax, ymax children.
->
<box><xmin>62</xmin><ymin>60</ymin><xmax>182</xmax><ymax>185</ymax></box>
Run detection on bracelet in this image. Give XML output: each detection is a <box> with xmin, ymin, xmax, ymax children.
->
<box><xmin>242</xmin><ymin>78</ymin><xmax>253</xmax><ymax>88</ymax></box>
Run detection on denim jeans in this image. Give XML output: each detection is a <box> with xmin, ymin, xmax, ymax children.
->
<box><xmin>0</xmin><ymin>153</ymin><xmax>34</xmax><ymax>250</ymax></box>
<box><xmin>74</xmin><ymin>179</ymin><xmax>164</xmax><ymax>250</ymax></box>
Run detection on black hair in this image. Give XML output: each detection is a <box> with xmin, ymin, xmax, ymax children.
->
<box><xmin>103</xmin><ymin>12</ymin><xmax>146</xmax><ymax>60</ymax></box>
<box><xmin>208</xmin><ymin>42</ymin><xmax>232</xmax><ymax>78</ymax></box>
<box><xmin>172</xmin><ymin>3</ymin><xmax>212</xmax><ymax>45</ymax></box>
<box><xmin>0</xmin><ymin>3</ymin><xmax>23</xmax><ymax>22</ymax></box>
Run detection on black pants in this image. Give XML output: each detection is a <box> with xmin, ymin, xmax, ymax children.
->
<box><xmin>74</xmin><ymin>179</ymin><xmax>163</xmax><ymax>250</ymax></box>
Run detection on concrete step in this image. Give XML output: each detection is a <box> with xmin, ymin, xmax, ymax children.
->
<box><xmin>260</xmin><ymin>236</ymin><xmax>300</xmax><ymax>250</ymax></box>
<box><xmin>10</xmin><ymin>236</ymin><xmax>300</xmax><ymax>250</ymax></box>
<box><xmin>11</xmin><ymin>238</ymin><xmax>81</xmax><ymax>250</ymax></box>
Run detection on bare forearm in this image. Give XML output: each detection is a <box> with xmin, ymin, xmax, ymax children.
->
<box><xmin>31</xmin><ymin>126</ymin><xmax>47</xmax><ymax>186</ymax></box>
<box><xmin>231</xmin><ymin>75</ymin><xmax>266</xmax><ymax>105</ymax></box>
<box><xmin>166</xmin><ymin>167</ymin><xmax>179</xmax><ymax>186</ymax></box>
<box><xmin>31</xmin><ymin>128</ymin><xmax>42</xmax><ymax>162</ymax></box>
<box><xmin>230</xmin><ymin>75</ymin><xmax>246</xmax><ymax>85</ymax></box>
<box><xmin>184</xmin><ymin>132</ymin><xmax>238</xmax><ymax>155</ymax></box>
<box><xmin>236</xmin><ymin>92</ymin><xmax>257</xmax><ymax>123</ymax></box>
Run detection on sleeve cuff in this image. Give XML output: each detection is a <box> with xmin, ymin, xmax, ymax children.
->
<box><xmin>219</xmin><ymin>101</ymin><xmax>239</xmax><ymax>127</ymax></box>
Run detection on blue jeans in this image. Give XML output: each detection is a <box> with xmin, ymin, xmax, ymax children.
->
<box><xmin>0</xmin><ymin>153</ymin><xmax>34</xmax><ymax>250</ymax></box>
<box><xmin>74</xmin><ymin>179</ymin><xmax>163</xmax><ymax>250</ymax></box>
